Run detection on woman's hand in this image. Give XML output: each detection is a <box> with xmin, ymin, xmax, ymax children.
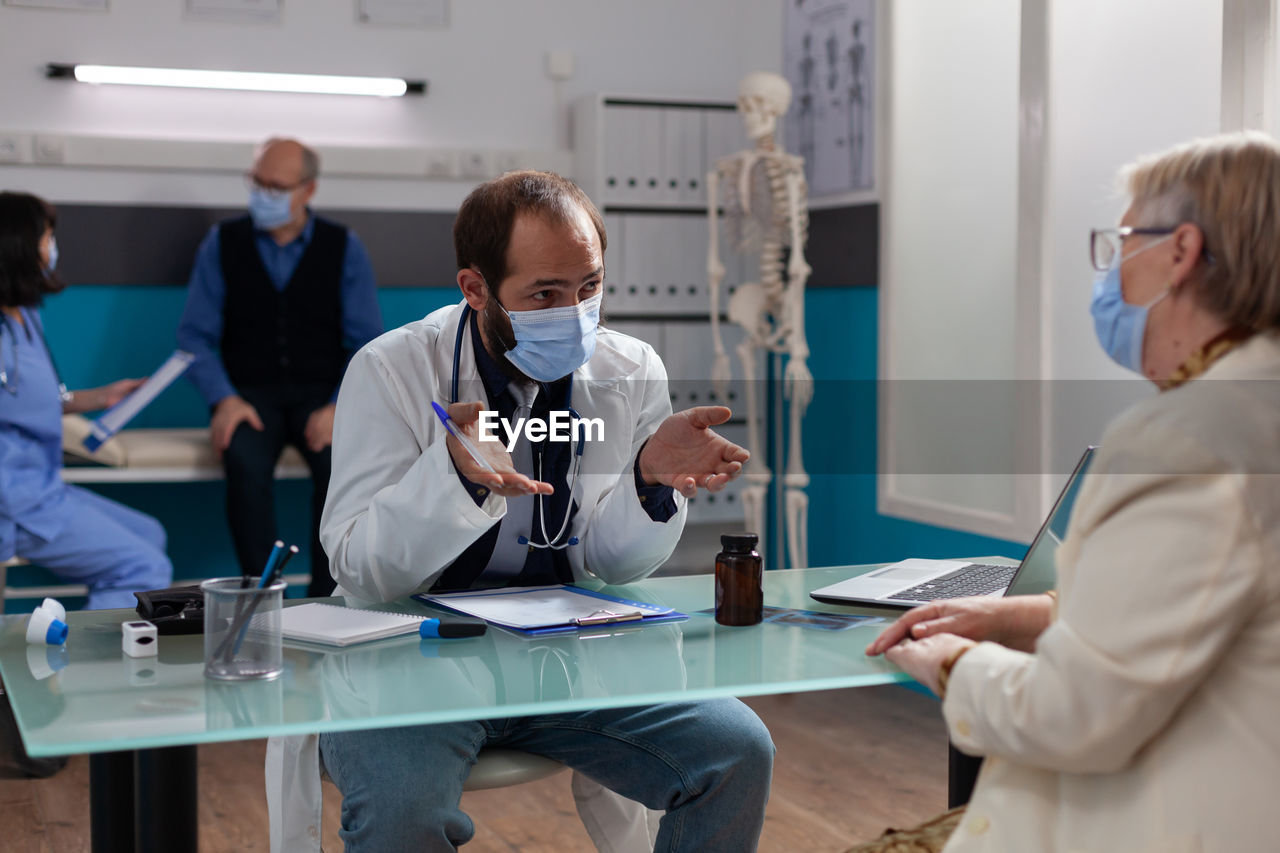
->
<box><xmin>63</xmin><ymin>378</ymin><xmax>146</xmax><ymax>414</ymax></box>
<box><xmin>883</xmin><ymin>633</ymin><xmax>974</xmax><ymax>696</ymax></box>
<box><xmin>865</xmin><ymin>593</ymin><xmax>1054</xmax><ymax>657</ymax></box>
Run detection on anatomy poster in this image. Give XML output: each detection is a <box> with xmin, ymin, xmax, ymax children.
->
<box><xmin>784</xmin><ymin>0</ymin><xmax>874</xmax><ymax>196</ymax></box>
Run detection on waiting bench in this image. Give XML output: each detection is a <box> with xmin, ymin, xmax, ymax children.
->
<box><xmin>61</xmin><ymin>422</ymin><xmax>308</xmax><ymax>484</ymax></box>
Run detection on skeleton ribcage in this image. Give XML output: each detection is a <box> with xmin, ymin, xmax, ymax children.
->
<box><xmin>720</xmin><ymin>157</ymin><xmax>809</xmax><ymax>259</ymax></box>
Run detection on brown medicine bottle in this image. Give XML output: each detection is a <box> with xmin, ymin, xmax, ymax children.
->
<box><xmin>715</xmin><ymin>533</ymin><xmax>762</xmax><ymax>626</ymax></box>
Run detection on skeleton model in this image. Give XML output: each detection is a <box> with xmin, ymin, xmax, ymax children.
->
<box><xmin>707</xmin><ymin>71</ymin><xmax>813</xmax><ymax>571</ymax></box>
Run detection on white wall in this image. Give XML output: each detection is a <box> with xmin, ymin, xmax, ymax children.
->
<box><xmin>1042</xmin><ymin>0</ymin><xmax>1223</xmax><ymax>478</ymax></box>
<box><xmin>881</xmin><ymin>0</ymin><xmax>1228</xmax><ymax>542</ymax></box>
<box><xmin>880</xmin><ymin>0</ymin><xmax>1024</xmax><ymax>536</ymax></box>
<box><xmin>0</xmin><ymin>0</ymin><xmax>783</xmax><ymax>208</ymax></box>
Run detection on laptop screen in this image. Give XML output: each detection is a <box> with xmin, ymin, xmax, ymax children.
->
<box><xmin>1005</xmin><ymin>447</ymin><xmax>1097</xmax><ymax>597</ymax></box>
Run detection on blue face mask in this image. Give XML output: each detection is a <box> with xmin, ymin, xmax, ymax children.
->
<box><xmin>248</xmin><ymin>188</ymin><xmax>294</xmax><ymax>229</ymax></box>
<box><xmin>1089</xmin><ymin>238</ymin><xmax>1172</xmax><ymax>373</ymax></box>
<box><xmin>498</xmin><ymin>293</ymin><xmax>603</xmax><ymax>382</ymax></box>
<box><xmin>46</xmin><ymin>236</ymin><xmax>58</xmax><ymax>272</ymax></box>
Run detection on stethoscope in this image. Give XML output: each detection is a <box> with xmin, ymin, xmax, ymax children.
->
<box><xmin>452</xmin><ymin>304</ymin><xmax>585</xmax><ymax>550</ymax></box>
<box><xmin>0</xmin><ymin>310</ymin><xmax>70</xmax><ymax>402</ymax></box>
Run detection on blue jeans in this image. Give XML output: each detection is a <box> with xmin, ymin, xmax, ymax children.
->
<box><xmin>319</xmin><ymin>699</ymin><xmax>775</xmax><ymax>852</ymax></box>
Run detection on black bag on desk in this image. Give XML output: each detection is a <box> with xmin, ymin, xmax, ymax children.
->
<box><xmin>134</xmin><ymin>584</ymin><xmax>204</xmax><ymax>635</ymax></box>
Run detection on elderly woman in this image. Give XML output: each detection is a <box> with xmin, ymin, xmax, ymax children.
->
<box><xmin>0</xmin><ymin>191</ymin><xmax>172</xmax><ymax>610</ymax></box>
<box><xmin>859</xmin><ymin>132</ymin><xmax>1280</xmax><ymax>852</ymax></box>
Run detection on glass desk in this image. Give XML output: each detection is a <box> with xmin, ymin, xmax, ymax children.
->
<box><xmin>0</xmin><ymin>564</ymin><xmax>916</xmax><ymax>852</ymax></box>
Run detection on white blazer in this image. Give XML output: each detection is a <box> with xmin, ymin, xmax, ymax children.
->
<box><xmin>942</xmin><ymin>333</ymin><xmax>1280</xmax><ymax>853</ymax></box>
<box><xmin>267</xmin><ymin>301</ymin><xmax>685</xmax><ymax>851</ymax></box>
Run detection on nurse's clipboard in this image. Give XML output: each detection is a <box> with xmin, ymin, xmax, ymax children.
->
<box><xmin>82</xmin><ymin>350</ymin><xmax>195</xmax><ymax>452</ymax></box>
<box><xmin>414</xmin><ymin>584</ymin><xmax>686</xmax><ymax>636</ymax></box>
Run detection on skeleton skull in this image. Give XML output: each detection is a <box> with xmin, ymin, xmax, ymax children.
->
<box><xmin>737</xmin><ymin>71</ymin><xmax>792</xmax><ymax>141</ymax></box>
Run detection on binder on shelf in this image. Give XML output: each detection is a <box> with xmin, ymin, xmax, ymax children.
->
<box><xmin>676</xmin><ymin>108</ymin><xmax>707</xmax><ymax>206</ymax></box>
<box><xmin>635</xmin><ymin>106</ymin><xmax>666</xmax><ymax>205</ymax></box>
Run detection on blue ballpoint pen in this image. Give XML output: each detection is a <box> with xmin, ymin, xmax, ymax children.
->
<box><xmin>222</xmin><ymin>540</ymin><xmax>287</xmax><ymax>662</ymax></box>
<box><xmin>431</xmin><ymin>401</ymin><xmax>496</xmax><ymax>474</ymax></box>
<box><xmin>258</xmin><ymin>540</ymin><xmax>286</xmax><ymax>588</ymax></box>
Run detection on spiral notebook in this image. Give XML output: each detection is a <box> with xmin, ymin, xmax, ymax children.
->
<box><xmin>279</xmin><ymin>602</ymin><xmax>425</xmax><ymax>647</ymax></box>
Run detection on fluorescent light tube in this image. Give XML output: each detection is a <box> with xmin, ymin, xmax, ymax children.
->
<box><xmin>46</xmin><ymin>63</ymin><xmax>426</xmax><ymax>97</ymax></box>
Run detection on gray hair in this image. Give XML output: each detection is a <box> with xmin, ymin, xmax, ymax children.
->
<box><xmin>1121</xmin><ymin>132</ymin><xmax>1280</xmax><ymax>332</ymax></box>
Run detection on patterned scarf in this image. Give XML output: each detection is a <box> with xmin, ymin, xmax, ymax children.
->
<box><xmin>1159</xmin><ymin>326</ymin><xmax>1254</xmax><ymax>391</ymax></box>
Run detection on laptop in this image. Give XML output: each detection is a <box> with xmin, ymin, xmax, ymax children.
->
<box><xmin>810</xmin><ymin>447</ymin><xmax>1097</xmax><ymax>608</ymax></box>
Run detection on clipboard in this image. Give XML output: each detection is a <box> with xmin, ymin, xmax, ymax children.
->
<box><xmin>83</xmin><ymin>350</ymin><xmax>195</xmax><ymax>451</ymax></box>
<box><xmin>414</xmin><ymin>585</ymin><xmax>687</xmax><ymax>636</ymax></box>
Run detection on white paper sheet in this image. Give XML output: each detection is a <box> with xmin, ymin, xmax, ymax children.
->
<box><xmin>425</xmin><ymin>585</ymin><xmax>671</xmax><ymax>631</ymax></box>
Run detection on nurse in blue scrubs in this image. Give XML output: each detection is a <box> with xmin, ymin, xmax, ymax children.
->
<box><xmin>0</xmin><ymin>191</ymin><xmax>172</xmax><ymax>610</ymax></box>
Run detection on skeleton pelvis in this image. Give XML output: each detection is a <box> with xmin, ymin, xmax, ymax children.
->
<box><xmin>727</xmin><ymin>282</ymin><xmax>770</xmax><ymax>333</ymax></box>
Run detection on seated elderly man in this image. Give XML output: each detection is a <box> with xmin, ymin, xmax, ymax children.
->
<box><xmin>858</xmin><ymin>132</ymin><xmax>1280</xmax><ymax>852</ymax></box>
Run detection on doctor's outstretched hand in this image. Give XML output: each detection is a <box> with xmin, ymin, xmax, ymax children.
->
<box><xmin>443</xmin><ymin>402</ymin><xmax>554</xmax><ymax>499</ymax></box>
<box><xmin>638</xmin><ymin>406</ymin><xmax>750</xmax><ymax>498</ymax></box>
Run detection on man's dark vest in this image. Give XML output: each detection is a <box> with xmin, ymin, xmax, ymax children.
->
<box><xmin>218</xmin><ymin>215</ymin><xmax>348</xmax><ymax>388</ymax></box>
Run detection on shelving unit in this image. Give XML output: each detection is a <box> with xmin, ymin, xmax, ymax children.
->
<box><xmin>572</xmin><ymin>95</ymin><xmax>768</xmax><ymax>540</ymax></box>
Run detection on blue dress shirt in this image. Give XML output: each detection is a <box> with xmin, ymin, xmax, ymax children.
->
<box><xmin>175</xmin><ymin>213</ymin><xmax>383</xmax><ymax>407</ymax></box>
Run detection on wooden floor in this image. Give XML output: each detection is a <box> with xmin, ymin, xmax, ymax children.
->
<box><xmin>0</xmin><ymin>684</ymin><xmax>948</xmax><ymax>853</ymax></box>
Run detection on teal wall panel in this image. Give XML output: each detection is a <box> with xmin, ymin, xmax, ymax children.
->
<box><xmin>8</xmin><ymin>285</ymin><xmax>1024</xmax><ymax>612</ymax></box>
<box><xmin>800</xmin><ymin>289</ymin><xmax>1022</xmax><ymax>568</ymax></box>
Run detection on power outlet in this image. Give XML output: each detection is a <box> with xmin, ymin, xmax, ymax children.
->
<box><xmin>546</xmin><ymin>51</ymin><xmax>574</xmax><ymax>81</ymax></box>
<box><xmin>32</xmin><ymin>134</ymin><xmax>66</xmax><ymax>164</ymax></box>
<box><xmin>458</xmin><ymin>151</ymin><xmax>492</xmax><ymax>179</ymax></box>
<box><xmin>424</xmin><ymin>149</ymin><xmax>457</xmax><ymax>179</ymax></box>
<box><xmin>493</xmin><ymin>151</ymin><xmax>521</xmax><ymax>173</ymax></box>
<box><xmin>0</xmin><ymin>133</ymin><xmax>29</xmax><ymax>163</ymax></box>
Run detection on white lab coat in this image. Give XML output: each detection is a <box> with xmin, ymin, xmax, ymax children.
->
<box><xmin>267</xmin><ymin>300</ymin><xmax>684</xmax><ymax>851</ymax></box>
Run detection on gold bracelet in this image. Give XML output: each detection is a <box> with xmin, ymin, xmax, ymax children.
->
<box><xmin>937</xmin><ymin>641</ymin><xmax>976</xmax><ymax>699</ymax></box>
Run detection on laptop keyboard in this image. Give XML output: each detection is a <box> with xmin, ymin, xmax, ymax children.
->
<box><xmin>886</xmin><ymin>564</ymin><xmax>1017</xmax><ymax>603</ymax></box>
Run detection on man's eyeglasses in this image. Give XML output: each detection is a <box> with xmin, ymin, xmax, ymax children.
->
<box><xmin>1089</xmin><ymin>226</ymin><xmax>1178</xmax><ymax>272</ymax></box>
<box><xmin>243</xmin><ymin>172</ymin><xmax>309</xmax><ymax>195</ymax></box>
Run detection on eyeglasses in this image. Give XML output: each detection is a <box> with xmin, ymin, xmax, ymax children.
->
<box><xmin>243</xmin><ymin>172</ymin><xmax>309</xmax><ymax>195</ymax></box>
<box><xmin>1089</xmin><ymin>226</ymin><xmax>1180</xmax><ymax>272</ymax></box>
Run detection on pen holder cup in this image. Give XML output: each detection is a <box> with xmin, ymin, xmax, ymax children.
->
<box><xmin>201</xmin><ymin>577</ymin><xmax>287</xmax><ymax>682</ymax></box>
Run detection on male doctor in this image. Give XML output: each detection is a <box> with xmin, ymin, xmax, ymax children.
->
<box><xmin>278</xmin><ymin>171</ymin><xmax>774</xmax><ymax>852</ymax></box>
